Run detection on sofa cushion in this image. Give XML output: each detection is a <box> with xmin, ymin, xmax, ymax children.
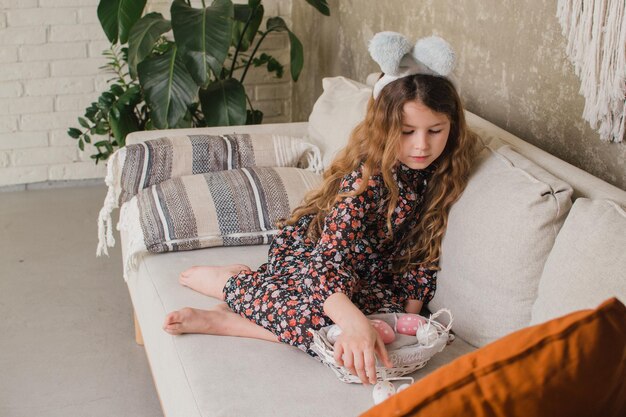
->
<box><xmin>531</xmin><ymin>198</ymin><xmax>626</xmax><ymax>325</ymax></box>
<box><xmin>429</xmin><ymin>145</ymin><xmax>573</xmax><ymax>347</ymax></box>
<box><xmin>360</xmin><ymin>297</ymin><xmax>626</xmax><ymax>417</ymax></box>
<box><xmin>97</xmin><ymin>132</ymin><xmax>321</xmax><ymax>257</ymax></box>
<box><xmin>307</xmin><ymin>76</ymin><xmax>372</xmax><ymax>168</ymax></box>
<box><xmin>118</xmin><ymin>167</ymin><xmax>321</xmax><ymax>276</ymax></box>
<box><xmin>127</xmin><ymin>245</ymin><xmax>477</xmax><ymax>417</ymax></box>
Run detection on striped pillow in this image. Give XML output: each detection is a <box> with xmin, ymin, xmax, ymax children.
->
<box><xmin>118</xmin><ymin>167</ymin><xmax>321</xmax><ymax>274</ymax></box>
<box><xmin>118</xmin><ymin>133</ymin><xmax>322</xmax><ymax>205</ymax></box>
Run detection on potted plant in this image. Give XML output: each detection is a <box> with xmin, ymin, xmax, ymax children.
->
<box><xmin>68</xmin><ymin>0</ymin><xmax>329</xmax><ymax>163</ymax></box>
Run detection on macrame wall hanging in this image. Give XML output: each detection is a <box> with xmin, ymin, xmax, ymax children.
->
<box><xmin>556</xmin><ymin>0</ymin><xmax>626</xmax><ymax>142</ymax></box>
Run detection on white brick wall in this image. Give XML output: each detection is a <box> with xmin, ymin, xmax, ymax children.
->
<box><xmin>0</xmin><ymin>0</ymin><xmax>293</xmax><ymax>187</ymax></box>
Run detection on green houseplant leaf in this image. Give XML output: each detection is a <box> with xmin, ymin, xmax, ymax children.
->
<box><xmin>246</xmin><ymin>109</ymin><xmax>263</xmax><ymax>125</ymax></box>
<box><xmin>128</xmin><ymin>12</ymin><xmax>172</xmax><ymax>79</ymax></box>
<box><xmin>287</xmin><ymin>31</ymin><xmax>304</xmax><ymax>82</ymax></box>
<box><xmin>232</xmin><ymin>1</ymin><xmax>263</xmax><ymax>53</ymax></box>
<box><xmin>108</xmin><ymin>105</ymin><xmax>139</xmax><ymax>148</ymax></box>
<box><xmin>75</xmin><ymin>0</ymin><xmax>331</xmax><ymax>164</ymax></box>
<box><xmin>137</xmin><ymin>44</ymin><xmax>198</xmax><ymax>129</ymax></box>
<box><xmin>252</xmin><ymin>53</ymin><xmax>283</xmax><ymax>78</ymax></box>
<box><xmin>97</xmin><ymin>0</ymin><xmax>147</xmax><ymax>44</ymax></box>
<box><xmin>304</xmin><ymin>0</ymin><xmax>330</xmax><ymax>16</ymax></box>
<box><xmin>171</xmin><ymin>0</ymin><xmax>234</xmax><ymax>87</ymax></box>
<box><xmin>265</xmin><ymin>17</ymin><xmax>304</xmax><ymax>81</ymax></box>
<box><xmin>199</xmin><ymin>78</ymin><xmax>247</xmax><ymax>126</ymax></box>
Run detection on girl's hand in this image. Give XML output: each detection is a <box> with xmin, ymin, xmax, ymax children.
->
<box><xmin>333</xmin><ymin>317</ymin><xmax>394</xmax><ymax>385</ymax></box>
<box><xmin>405</xmin><ymin>299</ymin><xmax>423</xmax><ymax>314</ymax></box>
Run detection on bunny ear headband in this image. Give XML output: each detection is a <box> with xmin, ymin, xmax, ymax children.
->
<box><xmin>368</xmin><ymin>32</ymin><xmax>456</xmax><ymax>99</ymax></box>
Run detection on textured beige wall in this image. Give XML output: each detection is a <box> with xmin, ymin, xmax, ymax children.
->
<box><xmin>292</xmin><ymin>0</ymin><xmax>626</xmax><ymax>190</ymax></box>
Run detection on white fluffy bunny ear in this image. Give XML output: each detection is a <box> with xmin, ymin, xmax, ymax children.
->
<box><xmin>368</xmin><ymin>31</ymin><xmax>412</xmax><ymax>75</ymax></box>
<box><xmin>413</xmin><ymin>36</ymin><xmax>456</xmax><ymax>76</ymax></box>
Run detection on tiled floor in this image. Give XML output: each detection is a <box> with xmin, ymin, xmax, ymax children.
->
<box><xmin>0</xmin><ymin>185</ymin><xmax>162</xmax><ymax>417</ymax></box>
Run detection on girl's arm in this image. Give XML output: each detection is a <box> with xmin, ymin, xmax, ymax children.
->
<box><xmin>310</xmin><ymin>169</ymin><xmax>380</xmax><ymax>300</ymax></box>
<box><xmin>404</xmin><ymin>299</ymin><xmax>424</xmax><ymax>314</ymax></box>
<box><xmin>324</xmin><ymin>292</ymin><xmax>394</xmax><ymax>385</ymax></box>
<box><xmin>313</xmin><ymin>168</ymin><xmax>389</xmax><ymax>383</ymax></box>
<box><xmin>401</xmin><ymin>265</ymin><xmax>438</xmax><ymax>313</ymax></box>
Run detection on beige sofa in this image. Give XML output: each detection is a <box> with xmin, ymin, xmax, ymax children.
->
<box><xmin>115</xmin><ymin>76</ymin><xmax>626</xmax><ymax>417</ymax></box>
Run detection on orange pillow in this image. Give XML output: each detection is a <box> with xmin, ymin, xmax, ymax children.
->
<box><xmin>361</xmin><ymin>297</ymin><xmax>626</xmax><ymax>417</ymax></box>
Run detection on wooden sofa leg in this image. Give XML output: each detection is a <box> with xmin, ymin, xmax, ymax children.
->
<box><xmin>134</xmin><ymin>312</ymin><xmax>144</xmax><ymax>346</ymax></box>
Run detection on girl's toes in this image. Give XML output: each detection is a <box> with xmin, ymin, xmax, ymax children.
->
<box><xmin>180</xmin><ymin>266</ymin><xmax>199</xmax><ymax>277</ymax></box>
<box><xmin>164</xmin><ymin>323</ymin><xmax>182</xmax><ymax>335</ymax></box>
<box><xmin>163</xmin><ymin>311</ymin><xmax>184</xmax><ymax>334</ymax></box>
<box><xmin>163</xmin><ymin>311</ymin><xmax>180</xmax><ymax>326</ymax></box>
<box><xmin>179</xmin><ymin>274</ymin><xmax>190</xmax><ymax>286</ymax></box>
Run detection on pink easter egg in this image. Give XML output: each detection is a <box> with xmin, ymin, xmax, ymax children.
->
<box><xmin>395</xmin><ymin>314</ymin><xmax>427</xmax><ymax>336</ymax></box>
<box><xmin>370</xmin><ymin>319</ymin><xmax>396</xmax><ymax>344</ymax></box>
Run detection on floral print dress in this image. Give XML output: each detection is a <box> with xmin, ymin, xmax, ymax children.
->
<box><xmin>223</xmin><ymin>163</ymin><xmax>438</xmax><ymax>355</ymax></box>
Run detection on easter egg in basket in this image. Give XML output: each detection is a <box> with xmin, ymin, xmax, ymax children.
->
<box><xmin>395</xmin><ymin>313</ymin><xmax>427</xmax><ymax>336</ymax></box>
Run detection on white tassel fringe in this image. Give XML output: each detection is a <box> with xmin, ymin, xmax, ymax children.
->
<box><xmin>273</xmin><ymin>134</ymin><xmax>323</xmax><ymax>174</ymax></box>
<box><xmin>96</xmin><ymin>149</ymin><xmax>126</xmax><ymax>257</ymax></box>
<box><xmin>557</xmin><ymin>0</ymin><xmax>626</xmax><ymax>142</ymax></box>
<box><xmin>117</xmin><ymin>197</ymin><xmax>147</xmax><ymax>280</ymax></box>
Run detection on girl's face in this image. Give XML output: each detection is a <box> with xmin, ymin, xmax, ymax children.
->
<box><xmin>397</xmin><ymin>100</ymin><xmax>450</xmax><ymax>170</ymax></box>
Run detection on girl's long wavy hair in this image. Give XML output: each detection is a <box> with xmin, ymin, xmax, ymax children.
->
<box><xmin>281</xmin><ymin>74</ymin><xmax>480</xmax><ymax>271</ymax></box>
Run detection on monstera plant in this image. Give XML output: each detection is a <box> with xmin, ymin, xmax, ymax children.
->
<box><xmin>68</xmin><ymin>0</ymin><xmax>330</xmax><ymax>163</ymax></box>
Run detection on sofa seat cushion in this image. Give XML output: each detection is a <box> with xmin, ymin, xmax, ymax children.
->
<box><xmin>361</xmin><ymin>297</ymin><xmax>626</xmax><ymax>417</ymax></box>
<box><xmin>127</xmin><ymin>245</ymin><xmax>477</xmax><ymax>417</ymax></box>
<box><xmin>531</xmin><ymin>198</ymin><xmax>626</xmax><ymax>324</ymax></box>
<box><xmin>429</xmin><ymin>145</ymin><xmax>573</xmax><ymax>347</ymax></box>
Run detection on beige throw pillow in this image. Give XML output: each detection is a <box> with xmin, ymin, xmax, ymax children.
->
<box><xmin>307</xmin><ymin>76</ymin><xmax>372</xmax><ymax>168</ymax></box>
<box><xmin>531</xmin><ymin>198</ymin><xmax>626</xmax><ymax>325</ymax></box>
<box><xmin>429</xmin><ymin>145</ymin><xmax>573</xmax><ymax>347</ymax></box>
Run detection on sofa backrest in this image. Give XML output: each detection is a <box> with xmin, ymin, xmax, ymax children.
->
<box><xmin>306</xmin><ymin>74</ymin><xmax>626</xmax><ymax>206</ymax></box>
<box><xmin>126</xmin><ymin>122</ymin><xmax>311</xmax><ymax>146</ymax></box>
<box><xmin>465</xmin><ymin>112</ymin><xmax>626</xmax><ymax>205</ymax></box>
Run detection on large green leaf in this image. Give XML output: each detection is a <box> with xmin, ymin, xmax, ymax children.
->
<box><xmin>232</xmin><ymin>2</ymin><xmax>263</xmax><ymax>53</ymax></box>
<box><xmin>265</xmin><ymin>17</ymin><xmax>304</xmax><ymax>81</ymax></box>
<box><xmin>108</xmin><ymin>105</ymin><xmax>139</xmax><ymax>147</ymax></box>
<box><xmin>199</xmin><ymin>78</ymin><xmax>247</xmax><ymax>127</ymax></box>
<box><xmin>266</xmin><ymin>17</ymin><xmax>286</xmax><ymax>33</ymax></box>
<box><xmin>287</xmin><ymin>31</ymin><xmax>303</xmax><ymax>81</ymax></box>
<box><xmin>115</xmin><ymin>84</ymin><xmax>142</xmax><ymax>108</ymax></box>
<box><xmin>128</xmin><ymin>13</ymin><xmax>171</xmax><ymax>79</ymax></box>
<box><xmin>97</xmin><ymin>0</ymin><xmax>147</xmax><ymax>44</ymax></box>
<box><xmin>137</xmin><ymin>45</ymin><xmax>198</xmax><ymax>129</ymax></box>
<box><xmin>304</xmin><ymin>0</ymin><xmax>330</xmax><ymax>16</ymax></box>
<box><xmin>171</xmin><ymin>0</ymin><xmax>234</xmax><ymax>87</ymax></box>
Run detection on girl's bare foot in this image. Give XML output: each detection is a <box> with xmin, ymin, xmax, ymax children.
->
<box><xmin>163</xmin><ymin>307</ymin><xmax>211</xmax><ymax>335</ymax></box>
<box><xmin>163</xmin><ymin>307</ymin><xmax>215</xmax><ymax>335</ymax></box>
<box><xmin>162</xmin><ymin>304</ymin><xmax>278</xmax><ymax>342</ymax></box>
<box><xmin>179</xmin><ymin>264</ymin><xmax>251</xmax><ymax>298</ymax></box>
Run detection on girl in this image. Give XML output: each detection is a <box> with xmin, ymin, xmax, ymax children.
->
<box><xmin>162</xmin><ymin>71</ymin><xmax>479</xmax><ymax>385</ymax></box>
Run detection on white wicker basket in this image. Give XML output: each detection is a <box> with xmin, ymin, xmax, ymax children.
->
<box><xmin>309</xmin><ymin>309</ymin><xmax>453</xmax><ymax>383</ymax></box>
